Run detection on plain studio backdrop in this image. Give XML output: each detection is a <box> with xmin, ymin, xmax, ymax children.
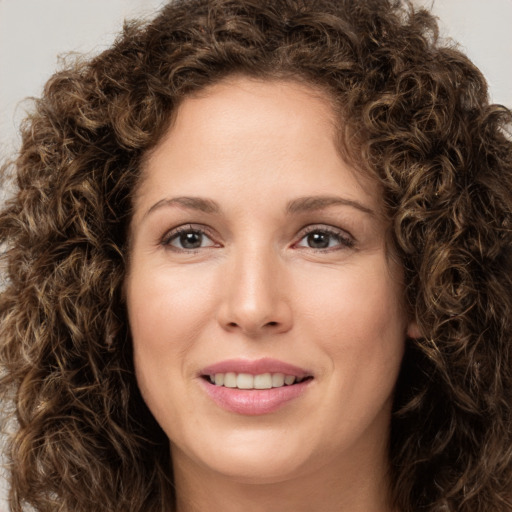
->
<box><xmin>0</xmin><ymin>0</ymin><xmax>511</xmax><ymax>510</ymax></box>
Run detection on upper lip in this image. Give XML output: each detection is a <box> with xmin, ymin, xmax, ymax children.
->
<box><xmin>200</xmin><ymin>358</ymin><xmax>312</xmax><ymax>379</ymax></box>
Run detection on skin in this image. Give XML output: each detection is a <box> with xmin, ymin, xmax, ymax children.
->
<box><xmin>126</xmin><ymin>77</ymin><xmax>418</xmax><ymax>512</ymax></box>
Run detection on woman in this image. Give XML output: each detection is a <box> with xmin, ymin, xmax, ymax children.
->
<box><xmin>1</xmin><ymin>0</ymin><xmax>511</xmax><ymax>511</ymax></box>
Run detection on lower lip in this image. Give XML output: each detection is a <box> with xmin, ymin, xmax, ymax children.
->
<box><xmin>200</xmin><ymin>379</ymin><xmax>312</xmax><ymax>415</ymax></box>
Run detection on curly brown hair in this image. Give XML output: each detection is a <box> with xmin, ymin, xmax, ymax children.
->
<box><xmin>1</xmin><ymin>0</ymin><xmax>512</xmax><ymax>510</ymax></box>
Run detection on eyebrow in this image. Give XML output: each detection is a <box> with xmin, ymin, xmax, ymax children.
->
<box><xmin>286</xmin><ymin>195</ymin><xmax>375</xmax><ymax>216</ymax></box>
<box><xmin>144</xmin><ymin>194</ymin><xmax>374</xmax><ymax>218</ymax></box>
<box><xmin>144</xmin><ymin>196</ymin><xmax>220</xmax><ymax>217</ymax></box>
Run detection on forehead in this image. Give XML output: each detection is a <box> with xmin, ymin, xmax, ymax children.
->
<box><xmin>135</xmin><ymin>76</ymin><xmax>379</xmax><ymax>217</ymax></box>
<box><xmin>147</xmin><ymin>77</ymin><xmax>338</xmax><ymax>162</ymax></box>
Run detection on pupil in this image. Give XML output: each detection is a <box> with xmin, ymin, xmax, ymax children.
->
<box><xmin>180</xmin><ymin>232</ymin><xmax>202</xmax><ymax>249</ymax></box>
<box><xmin>308</xmin><ymin>232</ymin><xmax>329</xmax><ymax>249</ymax></box>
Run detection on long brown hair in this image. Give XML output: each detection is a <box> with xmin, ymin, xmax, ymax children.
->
<box><xmin>1</xmin><ymin>1</ymin><xmax>512</xmax><ymax>510</ymax></box>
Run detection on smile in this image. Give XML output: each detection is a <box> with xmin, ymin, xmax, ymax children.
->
<box><xmin>199</xmin><ymin>358</ymin><xmax>314</xmax><ymax>415</ymax></box>
<box><xmin>205</xmin><ymin>372</ymin><xmax>310</xmax><ymax>389</ymax></box>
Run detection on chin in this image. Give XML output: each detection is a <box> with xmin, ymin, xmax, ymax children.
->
<box><xmin>172</xmin><ymin>426</ymin><xmax>313</xmax><ymax>483</ymax></box>
<box><xmin>205</xmin><ymin>454</ymin><xmax>307</xmax><ymax>485</ymax></box>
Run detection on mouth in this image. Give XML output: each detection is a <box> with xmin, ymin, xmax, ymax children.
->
<box><xmin>202</xmin><ymin>372</ymin><xmax>314</xmax><ymax>390</ymax></box>
<box><xmin>198</xmin><ymin>358</ymin><xmax>314</xmax><ymax>415</ymax></box>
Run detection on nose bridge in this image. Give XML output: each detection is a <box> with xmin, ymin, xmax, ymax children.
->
<box><xmin>218</xmin><ymin>240</ymin><xmax>292</xmax><ymax>335</ymax></box>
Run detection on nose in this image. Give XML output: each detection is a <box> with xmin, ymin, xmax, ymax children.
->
<box><xmin>217</xmin><ymin>247</ymin><xmax>293</xmax><ymax>337</ymax></box>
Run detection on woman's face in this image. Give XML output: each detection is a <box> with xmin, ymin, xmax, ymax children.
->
<box><xmin>126</xmin><ymin>77</ymin><xmax>417</xmax><ymax>485</ymax></box>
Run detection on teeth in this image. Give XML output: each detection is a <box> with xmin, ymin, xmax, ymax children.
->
<box><xmin>237</xmin><ymin>373</ymin><xmax>254</xmax><ymax>389</ymax></box>
<box><xmin>254</xmin><ymin>373</ymin><xmax>272</xmax><ymax>389</ymax></box>
<box><xmin>224</xmin><ymin>372</ymin><xmax>237</xmax><ymax>388</ymax></box>
<box><xmin>271</xmin><ymin>373</ymin><xmax>285</xmax><ymax>387</ymax></box>
<box><xmin>206</xmin><ymin>372</ymin><xmax>305</xmax><ymax>389</ymax></box>
<box><xmin>284</xmin><ymin>375</ymin><xmax>296</xmax><ymax>385</ymax></box>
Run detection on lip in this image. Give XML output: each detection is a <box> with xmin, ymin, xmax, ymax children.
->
<box><xmin>200</xmin><ymin>357</ymin><xmax>312</xmax><ymax>379</ymax></box>
<box><xmin>199</xmin><ymin>358</ymin><xmax>313</xmax><ymax>415</ymax></box>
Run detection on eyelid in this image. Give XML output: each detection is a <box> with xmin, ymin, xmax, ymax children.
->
<box><xmin>293</xmin><ymin>224</ymin><xmax>355</xmax><ymax>250</ymax></box>
<box><xmin>161</xmin><ymin>223</ymin><xmax>219</xmax><ymax>250</ymax></box>
<box><xmin>159</xmin><ymin>223</ymin><xmax>354</xmax><ymax>252</ymax></box>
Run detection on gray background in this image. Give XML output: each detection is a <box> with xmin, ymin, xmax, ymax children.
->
<box><xmin>1</xmin><ymin>0</ymin><xmax>511</xmax><ymax>509</ymax></box>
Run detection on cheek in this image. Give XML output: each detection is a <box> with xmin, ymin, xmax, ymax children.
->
<box><xmin>126</xmin><ymin>263</ymin><xmax>220</xmax><ymax>429</ymax></box>
<box><xmin>294</xmin><ymin>258</ymin><xmax>407</xmax><ymax>445</ymax></box>
<box><xmin>301</xmin><ymin>255</ymin><xmax>404</xmax><ymax>323</ymax></box>
<box><xmin>296</xmin><ymin>256</ymin><xmax>406</xmax><ymax>375</ymax></box>
<box><xmin>125</xmin><ymin>263</ymin><xmax>214</xmax><ymax>400</ymax></box>
<box><xmin>127</xmin><ymin>263</ymin><xmax>217</xmax><ymax>353</ymax></box>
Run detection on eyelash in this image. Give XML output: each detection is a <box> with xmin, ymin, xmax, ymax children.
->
<box><xmin>161</xmin><ymin>224</ymin><xmax>355</xmax><ymax>252</ymax></box>
<box><xmin>161</xmin><ymin>224</ymin><xmax>218</xmax><ymax>252</ymax></box>
<box><xmin>295</xmin><ymin>225</ymin><xmax>355</xmax><ymax>251</ymax></box>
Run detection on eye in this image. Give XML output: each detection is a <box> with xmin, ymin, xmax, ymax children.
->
<box><xmin>162</xmin><ymin>225</ymin><xmax>217</xmax><ymax>251</ymax></box>
<box><xmin>295</xmin><ymin>226</ymin><xmax>354</xmax><ymax>250</ymax></box>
